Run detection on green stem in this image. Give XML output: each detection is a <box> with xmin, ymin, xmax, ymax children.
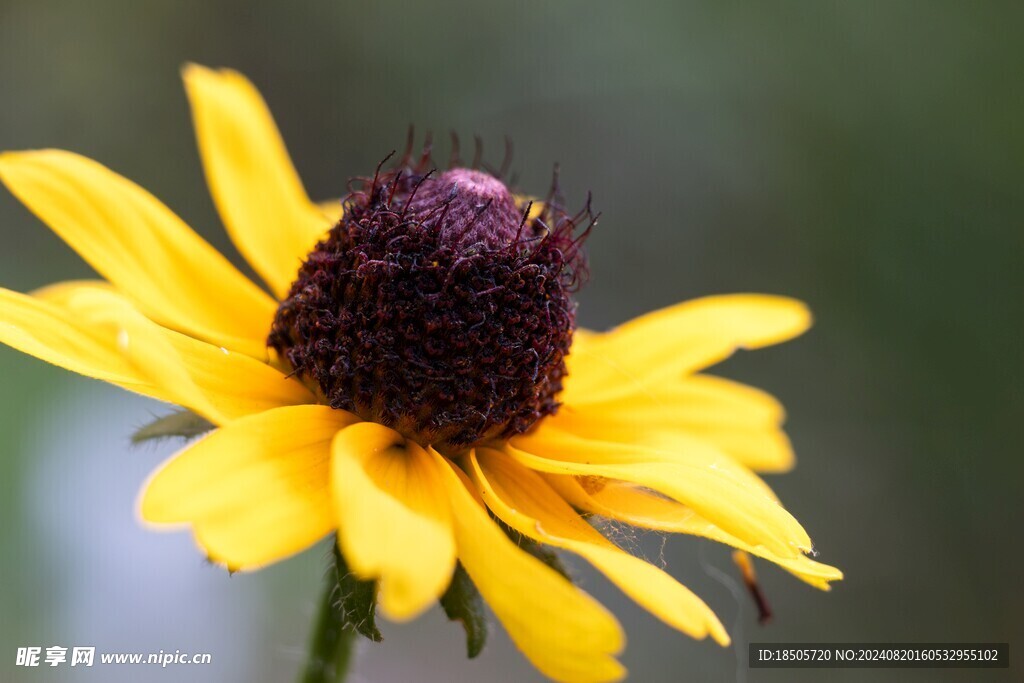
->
<box><xmin>300</xmin><ymin>552</ymin><xmax>357</xmax><ymax>683</ymax></box>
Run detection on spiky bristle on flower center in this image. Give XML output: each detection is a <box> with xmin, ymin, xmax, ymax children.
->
<box><xmin>269</xmin><ymin>150</ymin><xmax>593</xmax><ymax>448</ymax></box>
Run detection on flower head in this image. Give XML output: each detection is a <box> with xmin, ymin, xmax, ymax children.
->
<box><xmin>270</xmin><ymin>161</ymin><xmax>586</xmax><ymax>447</ymax></box>
<box><xmin>0</xmin><ymin>64</ymin><xmax>841</xmax><ymax>682</ymax></box>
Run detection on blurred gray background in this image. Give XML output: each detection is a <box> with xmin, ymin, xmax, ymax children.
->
<box><xmin>1</xmin><ymin>1</ymin><xmax>1021</xmax><ymax>681</ymax></box>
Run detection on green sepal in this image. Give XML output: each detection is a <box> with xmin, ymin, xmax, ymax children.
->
<box><xmin>440</xmin><ymin>563</ymin><xmax>487</xmax><ymax>658</ymax></box>
<box><xmin>331</xmin><ymin>545</ymin><xmax>382</xmax><ymax>642</ymax></box>
<box><xmin>302</xmin><ymin>546</ymin><xmax>367</xmax><ymax>683</ymax></box>
<box><xmin>501</xmin><ymin>523</ymin><xmax>571</xmax><ymax>580</ymax></box>
<box><xmin>132</xmin><ymin>410</ymin><xmax>214</xmax><ymax>444</ymax></box>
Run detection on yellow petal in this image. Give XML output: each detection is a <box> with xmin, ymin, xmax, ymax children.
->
<box><xmin>36</xmin><ymin>283</ymin><xmax>317</xmax><ymax>423</ymax></box>
<box><xmin>548</xmin><ymin>475</ymin><xmax>843</xmax><ymax>590</ymax></box>
<box><xmin>563</xmin><ymin>294</ymin><xmax>810</xmax><ymax>404</ymax></box>
<box><xmin>429</xmin><ymin>449</ymin><xmax>625</xmax><ymax>683</ymax></box>
<box><xmin>470</xmin><ymin>449</ymin><xmax>729</xmax><ymax>645</ymax></box>
<box><xmin>0</xmin><ymin>149</ymin><xmax>276</xmax><ymax>357</ymax></box>
<box><xmin>516</xmin><ymin>422</ymin><xmax>780</xmax><ymax>501</ymax></box>
<box><xmin>573</xmin><ymin>373</ymin><xmax>785</xmax><ymax>423</ymax></box>
<box><xmin>140</xmin><ymin>405</ymin><xmax>355</xmax><ymax>569</ymax></box>
<box><xmin>330</xmin><ymin>423</ymin><xmax>456</xmax><ymax>621</ymax></box>
<box><xmin>512</xmin><ymin>195</ymin><xmax>546</xmax><ymax>222</ymax></box>
<box><xmin>507</xmin><ymin>428</ymin><xmax>811</xmax><ymax>559</ymax></box>
<box><xmin>317</xmin><ymin>198</ymin><xmax>343</xmax><ymax>224</ymax></box>
<box><xmin>690</xmin><ymin>428</ymin><xmax>794</xmax><ymax>473</ymax></box>
<box><xmin>183</xmin><ymin>64</ymin><xmax>331</xmax><ymax>298</ymax></box>
<box><xmin>554</xmin><ymin>374</ymin><xmax>795</xmax><ymax>472</ymax></box>
<box><xmin>31</xmin><ymin>278</ymin><xmax>117</xmax><ymax>302</ymax></box>
<box><xmin>605</xmin><ymin>294</ymin><xmax>811</xmax><ymax>351</ymax></box>
<box><xmin>0</xmin><ymin>286</ymin><xmax>161</xmax><ymax>396</ymax></box>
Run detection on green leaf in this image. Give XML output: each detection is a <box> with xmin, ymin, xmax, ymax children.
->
<box><xmin>132</xmin><ymin>410</ymin><xmax>215</xmax><ymax>444</ymax></box>
<box><xmin>440</xmin><ymin>563</ymin><xmax>487</xmax><ymax>658</ymax></box>
<box><xmin>332</xmin><ymin>545</ymin><xmax>382</xmax><ymax>642</ymax></box>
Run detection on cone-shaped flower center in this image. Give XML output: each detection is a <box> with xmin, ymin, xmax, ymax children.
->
<box><xmin>409</xmin><ymin>168</ymin><xmax>521</xmax><ymax>248</ymax></box>
<box><xmin>269</xmin><ymin>163</ymin><xmax>588</xmax><ymax>447</ymax></box>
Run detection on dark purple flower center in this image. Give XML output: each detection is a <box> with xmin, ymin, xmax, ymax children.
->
<box><xmin>268</xmin><ymin>159</ymin><xmax>591</xmax><ymax>448</ymax></box>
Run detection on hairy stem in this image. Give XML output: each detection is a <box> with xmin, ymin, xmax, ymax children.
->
<box><xmin>300</xmin><ymin>551</ymin><xmax>357</xmax><ymax>683</ymax></box>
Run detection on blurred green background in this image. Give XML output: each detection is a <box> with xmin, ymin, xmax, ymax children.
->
<box><xmin>1</xmin><ymin>1</ymin><xmax>1021</xmax><ymax>681</ymax></box>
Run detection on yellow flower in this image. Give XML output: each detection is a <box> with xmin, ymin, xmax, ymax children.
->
<box><xmin>0</xmin><ymin>64</ymin><xmax>841</xmax><ymax>682</ymax></box>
